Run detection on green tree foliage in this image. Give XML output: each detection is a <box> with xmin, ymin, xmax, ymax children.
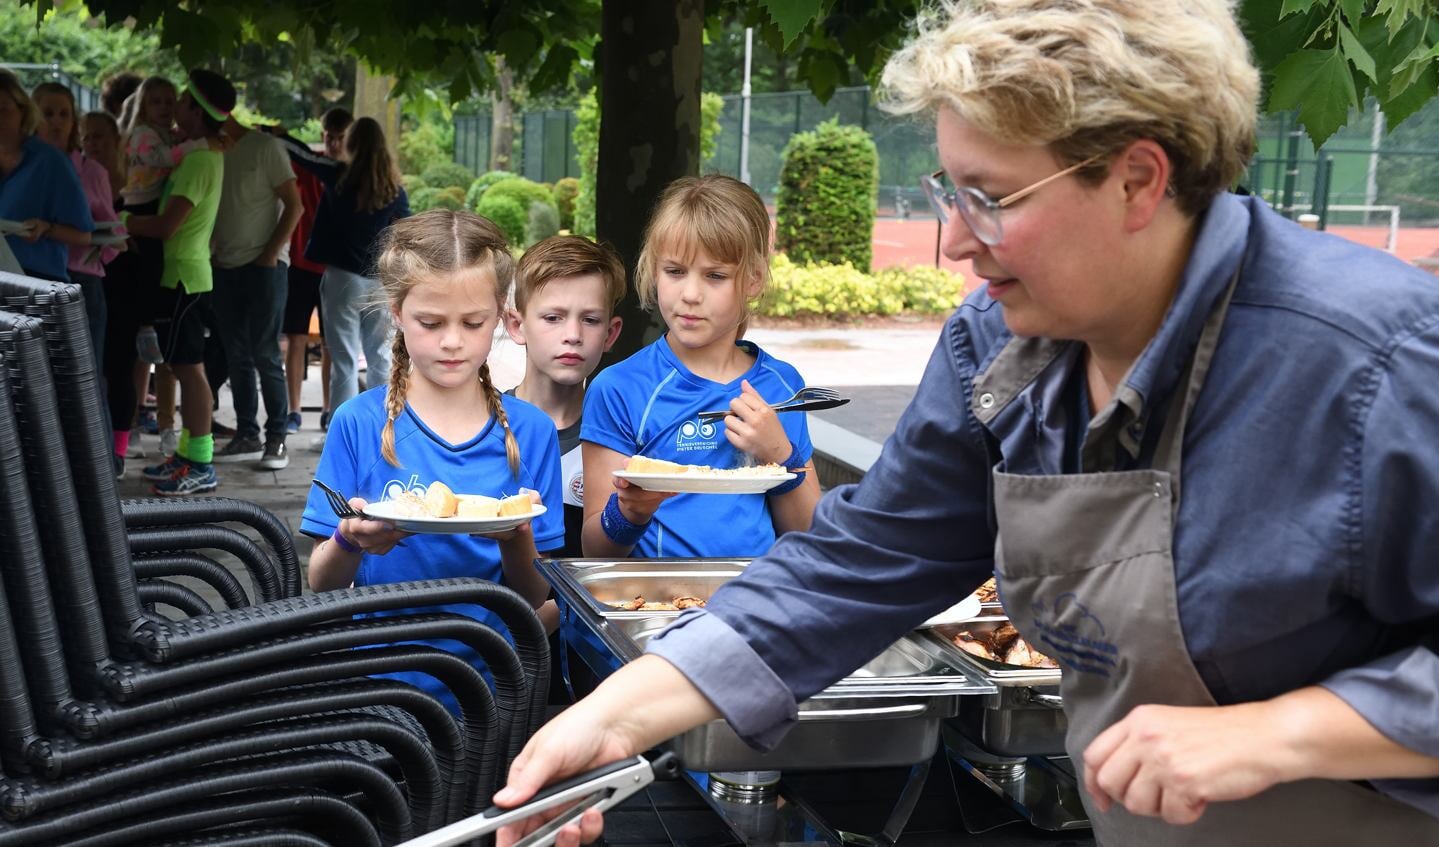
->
<box><xmin>760</xmin><ymin>255</ymin><xmax>969</xmax><ymax>319</ymax></box>
<box><xmin>527</xmin><ymin>200</ymin><xmax>561</xmax><ymax>246</ymax></box>
<box><xmin>484</xmin><ymin>177</ymin><xmax>556</xmax><ymax>219</ymax></box>
<box><xmin>397</xmin><ymin>112</ymin><xmax>454</xmax><ymax>175</ymax></box>
<box><xmin>552</xmin><ymin>176</ymin><xmax>580</xmax><ymax>231</ymax></box>
<box><xmin>476</xmin><ymin>193</ymin><xmax>527</xmax><ymax>245</ymax></box>
<box><xmin>419</xmin><ymin>160</ymin><xmax>475</xmax><ymax>192</ymax></box>
<box><xmin>775</xmin><ymin>118</ymin><xmax>878</xmax><ymax>272</ymax></box>
<box><xmin>465</xmin><ymin>170</ymin><xmax>518</xmax><ymax>210</ymax></box>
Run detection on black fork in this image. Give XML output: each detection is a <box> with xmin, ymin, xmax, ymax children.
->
<box><xmin>311</xmin><ymin>478</ymin><xmax>364</xmax><ymax>520</ymax></box>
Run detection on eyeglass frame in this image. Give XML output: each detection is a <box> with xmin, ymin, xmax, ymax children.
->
<box><xmin>921</xmin><ymin>152</ymin><xmax>1106</xmax><ymax>246</ymax></box>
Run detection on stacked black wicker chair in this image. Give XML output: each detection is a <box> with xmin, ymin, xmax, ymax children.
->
<box><xmin>0</xmin><ymin>278</ymin><xmax>551</xmax><ymax>842</ymax></box>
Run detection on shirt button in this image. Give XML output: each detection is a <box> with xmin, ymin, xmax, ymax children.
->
<box><xmin>1153</xmin><ymin>482</ymin><xmax>1164</xmax><ymax>498</ymax></box>
<box><xmin>979</xmin><ymin>392</ymin><xmax>996</xmax><ymax>410</ymax></box>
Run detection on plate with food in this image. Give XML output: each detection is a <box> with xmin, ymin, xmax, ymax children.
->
<box><xmin>613</xmin><ymin>456</ymin><xmax>797</xmax><ymax>494</ymax></box>
<box><xmin>362</xmin><ymin>482</ymin><xmax>547</xmax><ymax>534</ymax></box>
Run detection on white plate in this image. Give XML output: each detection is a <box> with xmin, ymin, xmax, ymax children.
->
<box><xmin>917</xmin><ymin>594</ymin><xmax>983</xmax><ymax>628</ymax></box>
<box><xmin>0</xmin><ymin>218</ymin><xmax>33</xmax><ymax>236</ymax></box>
<box><xmin>613</xmin><ymin>470</ymin><xmax>797</xmax><ymax>494</ymax></box>
<box><xmin>361</xmin><ymin>500</ymin><xmax>547</xmax><ymax>535</ymax></box>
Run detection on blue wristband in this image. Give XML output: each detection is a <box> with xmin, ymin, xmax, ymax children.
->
<box><xmin>768</xmin><ymin>443</ymin><xmax>807</xmax><ymax>496</ymax></box>
<box><xmin>331</xmin><ymin>529</ymin><xmax>363</xmax><ymax>554</ymax></box>
<box><xmin>601</xmin><ymin>492</ymin><xmax>650</xmax><ymax>546</ymax></box>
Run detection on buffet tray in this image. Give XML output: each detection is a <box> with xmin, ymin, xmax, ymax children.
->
<box><xmin>542</xmin><ymin>558</ymin><xmax>996</xmax><ymax>771</ymax></box>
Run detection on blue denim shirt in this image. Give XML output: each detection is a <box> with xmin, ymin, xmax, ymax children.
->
<box><xmin>648</xmin><ymin>193</ymin><xmax>1439</xmax><ymax>815</ymax></box>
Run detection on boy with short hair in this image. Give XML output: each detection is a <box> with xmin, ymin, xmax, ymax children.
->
<box><xmin>503</xmin><ymin>235</ymin><xmax>626</xmax><ymax>557</ymax></box>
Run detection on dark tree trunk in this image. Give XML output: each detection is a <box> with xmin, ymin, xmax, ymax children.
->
<box><xmin>490</xmin><ymin>58</ymin><xmax>515</xmax><ymax>172</ymax></box>
<box><xmin>595</xmin><ymin>0</ymin><xmax>704</xmax><ymax>369</ymax></box>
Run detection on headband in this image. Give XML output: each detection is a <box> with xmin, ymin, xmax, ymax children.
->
<box><xmin>183</xmin><ymin>80</ymin><xmax>231</xmax><ymax>123</ymax></box>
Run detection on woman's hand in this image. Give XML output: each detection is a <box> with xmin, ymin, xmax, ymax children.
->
<box><xmin>1082</xmin><ymin>701</ymin><xmax>1289</xmax><ymax>825</ymax></box>
<box><xmin>722</xmin><ymin>379</ymin><xmax>793</xmax><ymax>465</ymax></box>
<box><xmin>337</xmin><ymin>497</ymin><xmax>410</xmax><ymax>555</ymax></box>
<box><xmin>613</xmin><ymin>476</ymin><xmax>676</xmax><ymax>524</ymax></box>
<box><xmin>21</xmin><ymin>219</ymin><xmax>50</xmax><ymax>243</ymax></box>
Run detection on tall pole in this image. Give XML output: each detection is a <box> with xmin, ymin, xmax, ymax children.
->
<box><xmin>1365</xmin><ymin>99</ymin><xmax>1384</xmax><ymax>225</ymax></box>
<box><xmin>739</xmin><ymin>27</ymin><xmax>753</xmax><ymax>186</ymax></box>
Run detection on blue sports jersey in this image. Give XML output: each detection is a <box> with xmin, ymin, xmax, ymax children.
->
<box><xmin>581</xmin><ymin>336</ymin><xmax>813</xmax><ymax>558</ymax></box>
<box><xmin>300</xmin><ymin>386</ymin><xmax>564</xmax><ymax>713</ymax></box>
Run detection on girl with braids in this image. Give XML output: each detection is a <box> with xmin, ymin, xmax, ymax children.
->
<box><xmin>300</xmin><ymin>209</ymin><xmax>565</xmax><ymax>714</ymax></box>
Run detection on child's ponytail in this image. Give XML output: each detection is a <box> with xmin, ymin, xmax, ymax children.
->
<box><xmin>479</xmin><ymin>363</ymin><xmax>521</xmax><ymax>479</ymax></box>
<box><xmin>381</xmin><ymin>329</ymin><xmax>412</xmax><ymax>468</ymax></box>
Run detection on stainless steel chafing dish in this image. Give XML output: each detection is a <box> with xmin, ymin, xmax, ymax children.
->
<box><xmin>924</xmin><ymin>619</ymin><xmax>1067</xmax><ymax>757</ymax></box>
<box><xmin>541</xmin><ymin>558</ymin><xmax>996</xmax><ymax>771</ymax></box>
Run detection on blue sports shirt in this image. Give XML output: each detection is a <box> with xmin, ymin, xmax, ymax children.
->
<box><xmin>0</xmin><ymin>135</ymin><xmax>94</xmax><ymax>281</ymax></box>
<box><xmin>300</xmin><ymin>387</ymin><xmax>565</xmax><ymax>713</ymax></box>
<box><xmin>582</xmin><ymin>336</ymin><xmax>814</xmax><ymax>557</ymax></box>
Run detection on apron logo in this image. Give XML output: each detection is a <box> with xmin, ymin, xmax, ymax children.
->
<box><xmin>1029</xmin><ymin>593</ymin><xmax>1119</xmax><ymax>678</ymax></box>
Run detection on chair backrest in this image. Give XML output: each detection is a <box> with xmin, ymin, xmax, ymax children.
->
<box><xmin>0</xmin><ymin>272</ymin><xmax>149</xmax><ymax>646</ymax></box>
<box><xmin>0</xmin><ymin>309</ymin><xmax>115</xmax><ymax>695</ymax></box>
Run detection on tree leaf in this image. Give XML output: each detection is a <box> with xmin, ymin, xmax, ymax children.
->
<box><xmin>1267</xmin><ymin>48</ymin><xmax>1357</xmax><ymax>145</ymax></box>
<box><xmin>1279</xmin><ymin>0</ymin><xmax>1318</xmax><ymax>16</ymax></box>
<box><xmin>1382</xmin><ymin>57</ymin><xmax>1439</xmax><ymax>128</ymax></box>
<box><xmin>527</xmin><ymin>44</ymin><xmax>578</xmax><ymax>93</ymax></box>
<box><xmin>1388</xmin><ymin>41</ymin><xmax>1439</xmax><ymax>100</ymax></box>
<box><xmin>1337</xmin><ymin>0</ymin><xmax>1366</xmax><ymax>23</ymax></box>
<box><xmin>759</xmin><ymin>0</ymin><xmax>824</xmax><ymax>49</ymax></box>
<box><xmin>1337</xmin><ymin>21</ymin><xmax>1377</xmax><ymax>82</ymax></box>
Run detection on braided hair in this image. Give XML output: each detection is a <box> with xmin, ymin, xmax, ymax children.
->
<box><xmin>373</xmin><ymin>209</ymin><xmax>520</xmax><ymax>475</ymax></box>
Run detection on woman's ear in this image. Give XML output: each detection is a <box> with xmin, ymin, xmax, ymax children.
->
<box><xmin>503</xmin><ymin>308</ymin><xmax>527</xmax><ymax>346</ymax></box>
<box><xmin>1116</xmin><ymin>139</ymin><xmax>1172</xmax><ymax>233</ymax></box>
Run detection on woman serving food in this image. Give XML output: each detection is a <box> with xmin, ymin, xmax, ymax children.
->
<box><xmin>496</xmin><ymin>1</ymin><xmax>1439</xmax><ymax>843</ymax></box>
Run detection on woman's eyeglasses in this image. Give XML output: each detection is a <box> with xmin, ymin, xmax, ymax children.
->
<box><xmin>920</xmin><ymin>153</ymin><xmax>1105</xmax><ymax>246</ymax></box>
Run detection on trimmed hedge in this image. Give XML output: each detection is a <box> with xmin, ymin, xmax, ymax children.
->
<box><xmin>553</xmin><ymin>177</ymin><xmax>580</xmax><ymax>232</ymax></box>
<box><xmin>466</xmin><ymin>169</ymin><xmax>517</xmax><ymax>210</ymax></box>
<box><xmin>411</xmin><ymin>185</ymin><xmax>465</xmax><ymax>212</ymax></box>
<box><xmin>420</xmin><ymin>160</ymin><xmax>475</xmax><ymax>192</ymax></box>
<box><xmin>527</xmin><ymin>201</ymin><xmax>561</xmax><ymax>246</ymax></box>
<box><xmin>477</xmin><ymin>194</ymin><xmax>527</xmax><ymax>246</ymax></box>
<box><xmin>759</xmin><ymin>254</ymin><xmax>968</xmax><ymax>319</ymax></box>
<box><xmin>775</xmin><ymin>118</ymin><xmax>879</xmax><ymax>273</ymax></box>
<box><xmin>484</xmin><ymin>177</ymin><xmax>556</xmax><ymax>219</ymax></box>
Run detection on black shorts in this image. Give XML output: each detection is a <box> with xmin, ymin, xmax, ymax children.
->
<box><xmin>283</xmin><ymin>266</ymin><xmax>325</xmax><ymax>337</ymax></box>
<box><xmin>154</xmin><ymin>285</ymin><xmax>211</xmax><ymax>365</ymax></box>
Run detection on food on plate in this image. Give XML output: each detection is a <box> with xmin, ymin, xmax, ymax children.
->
<box><xmin>456</xmin><ymin>495</ymin><xmax>500</xmax><ymax>519</ymax></box>
<box><xmin>423</xmin><ymin>481</ymin><xmax>459</xmax><ymax>518</ymax></box>
<box><xmin>498</xmin><ymin>493</ymin><xmax>535</xmax><ymax>516</ymax></box>
<box><xmin>973</xmin><ymin>577</ymin><xmax>1000</xmax><ymax>604</ymax></box>
<box><xmin>951</xmin><ymin>626</ymin><xmax>1059</xmax><ymax>669</ymax></box>
<box><xmin>624</xmin><ymin>455</ymin><xmax>786</xmax><ymax>477</ymax></box>
<box><xmin>609</xmin><ymin>594</ymin><xmax>708</xmax><ymax>611</ymax></box>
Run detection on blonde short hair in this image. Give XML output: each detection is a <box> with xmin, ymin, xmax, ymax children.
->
<box><xmin>0</xmin><ymin>70</ymin><xmax>40</xmax><ymax>138</ymax></box>
<box><xmin>515</xmin><ymin>235</ymin><xmax>627</xmax><ymax>315</ymax></box>
<box><xmin>635</xmin><ymin>175</ymin><xmax>771</xmax><ymax>334</ymax></box>
<box><xmin>880</xmin><ymin>0</ymin><xmax>1259</xmax><ymax>215</ymax></box>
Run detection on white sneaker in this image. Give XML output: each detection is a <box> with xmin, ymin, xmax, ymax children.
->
<box><xmin>307</xmin><ymin>434</ymin><xmax>327</xmax><ymax>453</ymax></box>
<box><xmin>126</xmin><ymin>440</ymin><xmax>147</xmax><ymax>459</ymax></box>
<box><xmin>159</xmin><ymin>428</ymin><xmax>180</xmax><ymax>457</ymax></box>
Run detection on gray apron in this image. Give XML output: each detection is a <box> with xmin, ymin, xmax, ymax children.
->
<box><xmin>978</xmin><ymin>270</ymin><xmax>1439</xmax><ymax>845</ymax></box>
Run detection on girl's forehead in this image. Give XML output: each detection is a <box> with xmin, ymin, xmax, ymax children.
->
<box><xmin>404</xmin><ymin>266</ymin><xmax>501</xmax><ymax>310</ymax></box>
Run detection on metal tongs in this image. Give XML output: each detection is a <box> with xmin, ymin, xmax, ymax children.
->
<box><xmin>397</xmin><ymin>753</ymin><xmax>682</xmax><ymax>847</ymax></box>
<box><xmin>697</xmin><ymin>386</ymin><xmax>850</xmax><ymax>423</ymax></box>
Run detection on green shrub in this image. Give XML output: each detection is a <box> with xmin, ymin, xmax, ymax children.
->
<box><xmin>402</xmin><ymin>174</ymin><xmax>428</xmax><ymax>192</ymax></box>
<box><xmin>437</xmin><ymin>186</ymin><xmax>467</xmax><ymax>210</ymax></box>
<box><xmin>410</xmin><ymin>186</ymin><xmax>443</xmax><ymax>212</ymax></box>
<box><xmin>398</xmin><ymin>116</ymin><xmax>453</xmax><ymax>175</ymax></box>
<box><xmin>759</xmin><ymin>255</ymin><xmax>967</xmax><ymax>319</ymax></box>
<box><xmin>466</xmin><ymin>170</ymin><xmax>516</xmax><ymax>210</ymax></box>
<box><xmin>775</xmin><ymin>118</ymin><xmax>879</xmax><ymax>272</ymax></box>
<box><xmin>420</xmin><ymin>160</ymin><xmax>475</xmax><ymax>193</ymax></box>
<box><xmin>476</xmin><ymin>194</ymin><xmax>527</xmax><ymax>245</ymax></box>
<box><xmin>485</xmin><ymin>177</ymin><xmax>556</xmax><ymax>217</ymax></box>
<box><xmin>527</xmin><ymin>201</ymin><xmax>561</xmax><ymax>246</ymax></box>
<box><xmin>553</xmin><ymin>177</ymin><xmax>580</xmax><ymax>231</ymax></box>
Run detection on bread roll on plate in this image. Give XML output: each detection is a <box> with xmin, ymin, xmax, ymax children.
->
<box><xmin>498</xmin><ymin>493</ymin><xmax>534</xmax><ymax>516</ymax></box>
<box><xmin>625</xmin><ymin>456</ymin><xmax>687</xmax><ymax>474</ymax></box>
<box><xmin>424</xmin><ymin>481</ymin><xmax>459</xmax><ymax>518</ymax></box>
<box><xmin>456</xmin><ymin>495</ymin><xmax>499</xmax><ymax>519</ymax></box>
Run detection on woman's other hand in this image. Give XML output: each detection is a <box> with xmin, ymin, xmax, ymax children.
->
<box><xmin>722</xmin><ymin>379</ymin><xmax>793</xmax><ymax>465</ymax></box>
<box><xmin>337</xmin><ymin>497</ymin><xmax>409</xmax><ymax>555</ymax></box>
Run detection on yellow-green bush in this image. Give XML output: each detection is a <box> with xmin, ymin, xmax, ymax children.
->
<box><xmin>759</xmin><ymin>255</ymin><xmax>967</xmax><ymax>319</ymax></box>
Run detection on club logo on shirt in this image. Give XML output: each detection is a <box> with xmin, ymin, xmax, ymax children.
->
<box><xmin>568</xmin><ymin>470</ymin><xmax>584</xmax><ymax>505</ymax></box>
<box><xmin>382</xmin><ymin>473</ymin><xmax>426</xmax><ymax>502</ymax></box>
<box><xmin>675</xmin><ymin>419</ymin><xmax>718</xmax><ymax>452</ymax></box>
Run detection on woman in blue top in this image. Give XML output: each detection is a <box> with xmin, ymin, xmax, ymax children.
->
<box><xmin>0</xmin><ymin>71</ymin><xmax>94</xmax><ymax>282</ymax></box>
<box><xmin>301</xmin><ymin>210</ymin><xmax>564</xmax><ymax>713</ymax></box>
<box><xmin>580</xmin><ymin>175</ymin><xmax>821</xmax><ymax>559</ymax></box>
<box><xmin>275</xmin><ymin>116</ymin><xmax>410</xmax><ymax>426</ymax></box>
<box><xmin>496</xmin><ymin>3</ymin><xmax>1439</xmax><ymax>845</ymax></box>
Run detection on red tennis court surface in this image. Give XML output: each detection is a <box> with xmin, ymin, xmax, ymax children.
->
<box><xmin>871</xmin><ymin>218</ymin><xmax>1439</xmax><ymax>275</ymax></box>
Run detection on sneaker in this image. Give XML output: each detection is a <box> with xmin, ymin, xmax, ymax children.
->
<box><xmin>286</xmin><ymin>411</ymin><xmax>302</xmax><ymax>434</ymax></box>
<box><xmin>213</xmin><ymin>434</ymin><xmax>264</xmax><ymax>463</ymax></box>
<box><xmin>142</xmin><ymin>455</ymin><xmax>185</xmax><ymax>482</ymax></box>
<box><xmin>258</xmin><ymin>437</ymin><xmax>289</xmax><ymax>470</ymax></box>
<box><xmin>113</xmin><ymin>454</ymin><xmax>124</xmax><ymax>480</ymax></box>
<box><xmin>307</xmin><ymin>434</ymin><xmax>327</xmax><ymax>453</ymax></box>
<box><xmin>159</xmin><ymin>428</ymin><xmax>180</xmax><ymax>457</ymax></box>
<box><xmin>152</xmin><ymin>461</ymin><xmax>218</xmax><ymax>496</ymax></box>
<box><xmin>137</xmin><ymin>410</ymin><xmax>159</xmax><ymax>435</ymax></box>
<box><xmin>126</xmin><ymin>439</ymin><xmax>147</xmax><ymax>459</ymax></box>
<box><xmin>211</xmin><ymin>421</ymin><xmax>238</xmax><ymax>438</ymax></box>
<box><xmin>319</xmin><ymin>410</ymin><xmax>333</xmax><ymax>431</ymax></box>
<box><xmin>136</xmin><ymin>327</ymin><xmax>163</xmax><ymax>365</ymax></box>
